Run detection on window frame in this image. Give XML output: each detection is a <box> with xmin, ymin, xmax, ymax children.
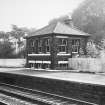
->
<box><xmin>38</xmin><ymin>39</ymin><xmax>43</xmax><ymax>53</ymax></box>
<box><xmin>45</xmin><ymin>38</ymin><xmax>50</xmax><ymax>53</ymax></box>
<box><xmin>30</xmin><ymin>63</ymin><xmax>35</xmax><ymax>68</ymax></box>
<box><xmin>37</xmin><ymin>63</ymin><xmax>42</xmax><ymax>69</ymax></box>
<box><xmin>30</xmin><ymin>40</ymin><xmax>34</xmax><ymax>47</ymax></box>
<box><xmin>72</xmin><ymin>39</ymin><xmax>80</xmax><ymax>53</ymax></box>
<box><xmin>58</xmin><ymin>38</ymin><xmax>67</xmax><ymax>53</ymax></box>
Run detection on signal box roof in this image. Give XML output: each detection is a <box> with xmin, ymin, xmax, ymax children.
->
<box><xmin>26</xmin><ymin>22</ymin><xmax>90</xmax><ymax>38</ymax></box>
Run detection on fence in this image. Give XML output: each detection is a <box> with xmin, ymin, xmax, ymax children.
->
<box><xmin>0</xmin><ymin>59</ymin><xmax>26</xmax><ymax>68</ymax></box>
<box><xmin>68</xmin><ymin>58</ymin><xmax>105</xmax><ymax>73</ymax></box>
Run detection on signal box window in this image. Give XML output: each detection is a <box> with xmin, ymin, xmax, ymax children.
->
<box><xmin>38</xmin><ymin>40</ymin><xmax>42</xmax><ymax>53</ymax></box>
<box><xmin>58</xmin><ymin>39</ymin><xmax>67</xmax><ymax>53</ymax></box>
<box><xmin>45</xmin><ymin>39</ymin><xmax>50</xmax><ymax>53</ymax></box>
<box><xmin>72</xmin><ymin>39</ymin><xmax>80</xmax><ymax>53</ymax></box>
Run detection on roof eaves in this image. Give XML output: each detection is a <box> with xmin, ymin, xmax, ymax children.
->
<box><xmin>26</xmin><ymin>33</ymin><xmax>55</xmax><ymax>38</ymax></box>
<box><xmin>70</xmin><ymin>26</ymin><xmax>90</xmax><ymax>36</ymax></box>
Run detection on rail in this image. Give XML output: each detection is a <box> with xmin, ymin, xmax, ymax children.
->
<box><xmin>0</xmin><ymin>83</ymin><xmax>98</xmax><ymax>105</ymax></box>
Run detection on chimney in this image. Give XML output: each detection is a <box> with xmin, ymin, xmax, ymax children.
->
<box><xmin>64</xmin><ymin>18</ymin><xmax>74</xmax><ymax>27</ymax></box>
<box><xmin>64</xmin><ymin>14</ymin><xmax>74</xmax><ymax>27</ymax></box>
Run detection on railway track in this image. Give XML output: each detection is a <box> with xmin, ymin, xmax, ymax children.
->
<box><xmin>0</xmin><ymin>83</ymin><xmax>98</xmax><ymax>105</ymax></box>
<box><xmin>0</xmin><ymin>93</ymin><xmax>36</xmax><ymax>105</ymax></box>
<box><xmin>0</xmin><ymin>102</ymin><xmax>7</xmax><ymax>105</ymax></box>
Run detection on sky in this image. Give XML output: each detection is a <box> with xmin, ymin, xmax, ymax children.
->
<box><xmin>0</xmin><ymin>0</ymin><xmax>84</xmax><ymax>32</ymax></box>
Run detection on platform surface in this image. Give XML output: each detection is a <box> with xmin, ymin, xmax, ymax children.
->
<box><xmin>3</xmin><ymin>69</ymin><xmax>105</xmax><ymax>86</ymax></box>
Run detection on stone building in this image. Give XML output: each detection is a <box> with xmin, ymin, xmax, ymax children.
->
<box><xmin>25</xmin><ymin>21</ymin><xmax>90</xmax><ymax>70</ymax></box>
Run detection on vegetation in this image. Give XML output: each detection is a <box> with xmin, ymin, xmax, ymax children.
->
<box><xmin>0</xmin><ymin>41</ymin><xmax>14</xmax><ymax>58</ymax></box>
<box><xmin>72</xmin><ymin>0</ymin><xmax>105</xmax><ymax>42</ymax></box>
<box><xmin>72</xmin><ymin>0</ymin><xmax>105</xmax><ymax>57</ymax></box>
<box><xmin>0</xmin><ymin>25</ymin><xmax>36</xmax><ymax>58</ymax></box>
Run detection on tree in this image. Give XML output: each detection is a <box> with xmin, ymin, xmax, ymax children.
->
<box><xmin>9</xmin><ymin>25</ymin><xmax>36</xmax><ymax>57</ymax></box>
<box><xmin>0</xmin><ymin>41</ymin><xmax>14</xmax><ymax>58</ymax></box>
<box><xmin>10</xmin><ymin>24</ymin><xmax>36</xmax><ymax>38</ymax></box>
<box><xmin>10</xmin><ymin>24</ymin><xmax>25</xmax><ymax>39</ymax></box>
<box><xmin>0</xmin><ymin>31</ymin><xmax>9</xmax><ymax>42</ymax></box>
<box><xmin>72</xmin><ymin>0</ymin><xmax>105</xmax><ymax>34</ymax></box>
<box><xmin>91</xmin><ymin>30</ymin><xmax>105</xmax><ymax>46</ymax></box>
<box><xmin>72</xmin><ymin>0</ymin><xmax>105</xmax><ymax>53</ymax></box>
<box><xmin>86</xmin><ymin>41</ymin><xmax>99</xmax><ymax>57</ymax></box>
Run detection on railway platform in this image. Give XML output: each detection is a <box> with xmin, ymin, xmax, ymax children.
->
<box><xmin>0</xmin><ymin>68</ymin><xmax>105</xmax><ymax>104</ymax></box>
<box><xmin>4</xmin><ymin>68</ymin><xmax>105</xmax><ymax>86</ymax></box>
